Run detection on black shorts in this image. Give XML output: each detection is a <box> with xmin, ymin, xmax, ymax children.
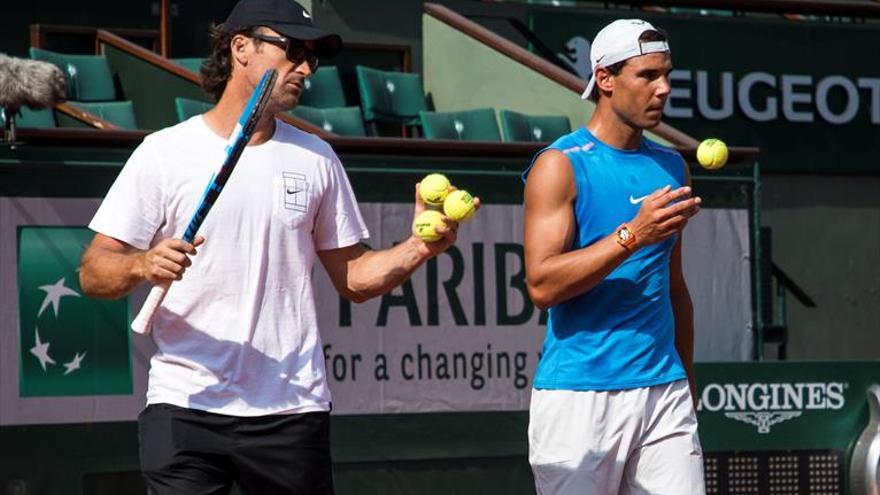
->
<box><xmin>138</xmin><ymin>403</ymin><xmax>334</xmax><ymax>495</ymax></box>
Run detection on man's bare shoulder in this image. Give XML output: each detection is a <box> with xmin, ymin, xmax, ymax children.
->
<box><xmin>525</xmin><ymin>150</ymin><xmax>576</xmax><ymax>204</ymax></box>
<box><xmin>531</xmin><ymin>148</ymin><xmax>575</xmax><ymax>176</ymax></box>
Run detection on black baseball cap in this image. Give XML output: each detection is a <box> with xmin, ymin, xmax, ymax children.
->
<box><xmin>223</xmin><ymin>0</ymin><xmax>342</xmax><ymax>58</ymax></box>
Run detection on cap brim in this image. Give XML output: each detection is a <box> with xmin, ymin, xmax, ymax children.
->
<box><xmin>581</xmin><ymin>76</ymin><xmax>595</xmax><ymax>100</ymax></box>
<box><xmin>270</xmin><ymin>24</ymin><xmax>342</xmax><ymax>58</ymax></box>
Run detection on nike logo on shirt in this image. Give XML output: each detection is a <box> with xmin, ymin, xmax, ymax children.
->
<box><xmin>629</xmin><ymin>194</ymin><xmax>650</xmax><ymax>205</ymax></box>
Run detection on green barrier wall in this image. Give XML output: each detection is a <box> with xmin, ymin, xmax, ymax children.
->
<box><xmin>760</xmin><ymin>175</ymin><xmax>880</xmax><ymax>362</ymax></box>
<box><xmin>3</xmin><ymin>360</ymin><xmax>877</xmax><ymax>494</ymax></box>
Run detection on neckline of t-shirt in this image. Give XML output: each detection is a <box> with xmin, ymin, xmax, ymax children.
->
<box><xmin>196</xmin><ymin>114</ymin><xmax>282</xmax><ymax>150</ymax></box>
<box><xmin>577</xmin><ymin>127</ymin><xmax>647</xmax><ymax>156</ymax></box>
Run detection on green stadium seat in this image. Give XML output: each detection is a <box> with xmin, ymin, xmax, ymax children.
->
<box><xmin>29</xmin><ymin>47</ymin><xmax>143</xmax><ymax>130</ymax></box>
<box><xmin>29</xmin><ymin>47</ymin><xmax>116</xmax><ymax>102</ymax></box>
<box><xmin>498</xmin><ymin>109</ymin><xmax>571</xmax><ymax>143</ymax></box>
<box><xmin>174</xmin><ymin>97</ymin><xmax>213</xmax><ymax>122</ymax></box>
<box><xmin>68</xmin><ymin>101</ymin><xmax>138</xmax><ymax>129</ymax></box>
<box><xmin>355</xmin><ymin>65</ymin><xmax>427</xmax><ymax>127</ymax></box>
<box><xmin>419</xmin><ymin>108</ymin><xmax>501</xmax><ymax>142</ymax></box>
<box><xmin>172</xmin><ymin>57</ymin><xmax>205</xmax><ymax>74</ymax></box>
<box><xmin>290</xmin><ymin>105</ymin><xmax>366</xmax><ymax>136</ymax></box>
<box><xmin>1</xmin><ymin>107</ymin><xmax>56</xmax><ymax>128</ymax></box>
<box><xmin>299</xmin><ymin>66</ymin><xmax>346</xmax><ymax>108</ymax></box>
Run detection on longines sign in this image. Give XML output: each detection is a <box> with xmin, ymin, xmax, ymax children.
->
<box><xmin>691</xmin><ymin>362</ymin><xmax>879</xmax><ymax>455</ymax></box>
<box><xmin>531</xmin><ymin>10</ymin><xmax>880</xmax><ymax>173</ymax></box>
<box><xmin>697</xmin><ymin>381</ymin><xmax>847</xmax><ymax>433</ymax></box>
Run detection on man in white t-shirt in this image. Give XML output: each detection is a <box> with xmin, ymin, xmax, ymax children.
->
<box><xmin>78</xmin><ymin>1</ymin><xmax>472</xmax><ymax>493</ymax></box>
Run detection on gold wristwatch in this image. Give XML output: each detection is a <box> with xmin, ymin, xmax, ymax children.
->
<box><xmin>615</xmin><ymin>224</ymin><xmax>637</xmax><ymax>250</ymax></box>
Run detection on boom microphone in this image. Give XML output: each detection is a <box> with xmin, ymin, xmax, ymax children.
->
<box><xmin>0</xmin><ymin>53</ymin><xmax>66</xmax><ymax>110</ymax></box>
<box><xmin>0</xmin><ymin>53</ymin><xmax>66</xmax><ymax>144</ymax></box>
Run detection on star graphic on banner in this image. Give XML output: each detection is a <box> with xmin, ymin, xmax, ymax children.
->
<box><xmin>18</xmin><ymin>228</ymin><xmax>136</xmax><ymax>397</ymax></box>
<box><xmin>29</xmin><ymin>327</ymin><xmax>56</xmax><ymax>371</ymax></box>
<box><xmin>63</xmin><ymin>352</ymin><xmax>87</xmax><ymax>375</ymax></box>
<box><xmin>37</xmin><ymin>277</ymin><xmax>80</xmax><ymax>318</ymax></box>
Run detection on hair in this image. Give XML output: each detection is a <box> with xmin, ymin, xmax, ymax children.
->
<box><xmin>201</xmin><ymin>23</ymin><xmax>263</xmax><ymax>102</ymax></box>
<box><xmin>590</xmin><ymin>28</ymin><xmax>668</xmax><ymax>101</ymax></box>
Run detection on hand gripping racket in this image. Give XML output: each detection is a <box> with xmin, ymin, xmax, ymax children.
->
<box><xmin>131</xmin><ymin>69</ymin><xmax>278</xmax><ymax>334</ymax></box>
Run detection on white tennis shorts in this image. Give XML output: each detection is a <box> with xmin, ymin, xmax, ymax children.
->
<box><xmin>528</xmin><ymin>379</ymin><xmax>705</xmax><ymax>495</ymax></box>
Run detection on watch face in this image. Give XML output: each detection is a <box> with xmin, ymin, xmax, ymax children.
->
<box><xmin>618</xmin><ymin>228</ymin><xmax>632</xmax><ymax>241</ymax></box>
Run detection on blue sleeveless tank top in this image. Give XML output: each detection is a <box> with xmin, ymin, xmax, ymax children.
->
<box><xmin>524</xmin><ymin>128</ymin><xmax>687</xmax><ymax>390</ymax></box>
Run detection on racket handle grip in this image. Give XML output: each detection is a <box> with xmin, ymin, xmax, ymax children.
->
<box><xmin>131</xmin><ymin>282</ymin><xmax>170</xmax><ymax>335</ymax></box>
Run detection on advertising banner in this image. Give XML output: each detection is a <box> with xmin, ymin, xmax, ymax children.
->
<box><xmin>1</xmin><ymin>198</ymin><xmax>750</xmax><ymax>423</ymax></box>
<box><xmin>695</xmin><ymin>361</ymin><xmax>880</xmax><ymax>494</ymax></box>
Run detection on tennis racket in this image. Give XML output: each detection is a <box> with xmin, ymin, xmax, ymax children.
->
<box><xmin>131</xmin><ymin>68</ymin><xmax>278</xmax><ymax>335</ymax></box>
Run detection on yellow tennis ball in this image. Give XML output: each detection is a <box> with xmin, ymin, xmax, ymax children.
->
<box><xmin>443</xmin><ymin>189</ymin><xmax>476</xmax><ymax>223</ymax></box>
<box><xmin>697</xmin><ymin>138</ymin><xmax>729</xmax><ymax>170</ymax></box>
<box><xmin>412</xmin><ymin>210</ymin><xmax>445</xmax><ymax>242</ymax></box>
<box><xmin>419</xmin><ymin>173</ymin><xmax>450</xmax><ymax>206</ymax></box>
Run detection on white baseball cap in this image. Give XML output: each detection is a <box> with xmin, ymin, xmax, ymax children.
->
<box><xmin>581</xmin><ymin>19</ymin><xmax>670</xmax><ymax>100</ymax></box>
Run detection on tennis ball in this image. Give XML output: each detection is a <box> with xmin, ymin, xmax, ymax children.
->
<box><xmin>697</xmin><ymin>138</ymin><xmax>729</xmax><ymax>170</ymax></box>
<box><xmin>419</xmin><ymin>173</ymin><xmax>450</xmax><ymax>206</ymax></box>
<box><xmin>443</xmin><ymin>189</ymin><xmax>476</xmax><ymax>223</ymax></box>
<box><xmin>412</xmin><ymin>210</ymin><xmax>445</xmax><ymax>242</ymax></box>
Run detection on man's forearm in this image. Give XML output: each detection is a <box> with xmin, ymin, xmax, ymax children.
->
<box><xmin>79</xmin><ymin>246</ymin><xmax>146</xmax><ymax>299</ymax></box>
<box><xmin>527</xmin><ymin>233</ymin><xmax>632</xmax><ymax>310</ymax></box>
<box><xmin>346</xmin><ymin>236</ymin><xmax>431</xmax><ymax>302</ymax></box>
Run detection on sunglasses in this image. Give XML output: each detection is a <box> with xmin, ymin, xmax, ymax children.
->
<box><xmin>251</xmin><ymin>33</ymin><xmax>319</xmax><ymax>73</ymax></box>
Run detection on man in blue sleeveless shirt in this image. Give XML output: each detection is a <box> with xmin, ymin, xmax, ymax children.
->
<box><xmin>523</xmin><ymin>19</ymin><xmax>705</xmax><ymax>495</ymax></box>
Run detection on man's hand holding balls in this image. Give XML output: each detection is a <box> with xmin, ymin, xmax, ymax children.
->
<box><xmin>412</xmin><ymin>174</ymin><xmax>480</xmax><ymax>248</ymax></box>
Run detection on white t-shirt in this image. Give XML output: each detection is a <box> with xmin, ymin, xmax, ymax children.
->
<box><xmin>90</xmin><ymin>116</ymin><xmax>369</xmax><ymax>416</ymax></box>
